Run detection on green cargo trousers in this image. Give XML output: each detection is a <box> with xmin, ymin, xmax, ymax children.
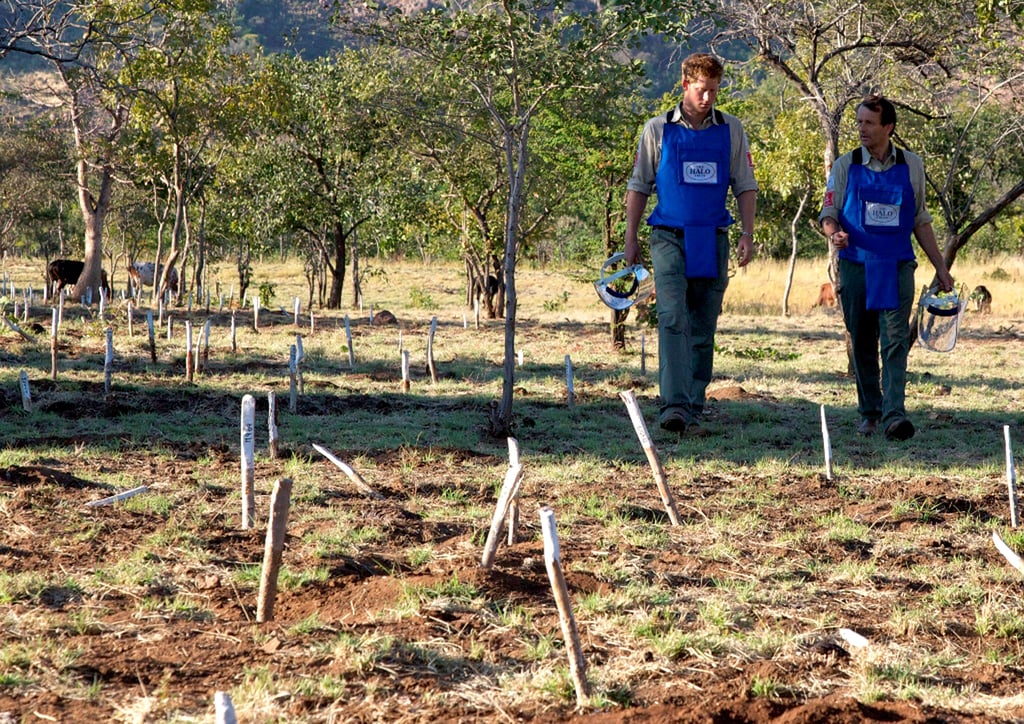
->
<box><xmin>837</xmin><ymin>257</ymin><xmax>917</xmax><ymax>426</ymax></box>
<box><xmin>649</xmin><ymin>226</ymin><xmax>730</xmax><ymax>426</ymax></box>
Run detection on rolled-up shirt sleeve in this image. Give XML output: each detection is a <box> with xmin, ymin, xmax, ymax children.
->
<box><xmin>626</xmin><ymin>116</ymin><xmax>664</xmax><ymax>197</ymax></box>
<box><xmin>727</xmin><ymin>117</ymin><xmax>758</xmax><ymax>197</ymax></box>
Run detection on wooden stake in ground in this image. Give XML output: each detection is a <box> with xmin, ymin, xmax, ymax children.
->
<box><xmin>1004</xmin><ymin>425</ymin><xmax>1019</xmax><ymax>528</ymax></box>
<box><xmin>268</xmin><ymin>391</ymin><xmax>279</xmax><ymax>460</ymax></box>
<box><xmin>85</xmin><ymin>485</ymin><xmax>149</xmax><ymax>507</ymax></box>
<box><xmin>294</xmin><ymin>296</ymin><xmax>300</xmax><ymax>327</ymax></box>
<box><xmin>401</xmin><ymin>349</ymin><xmax>411</xmax><ymax>393</ymax></box>
<box><xmin>127</xmin><ymin>301</ymin><xmax>134</xmax><ymax>337</ymax></box>
<box><xmin>427</xmin><ymin>316</ymin><xmax>438</xmax><ymax>383</ymax></box>
<box><xmin>104</xmin><ymin>327</ymin><xmax>114</xmax><ymax>395</ymax></box>
<box><xmin>256</xmin><ymin>477</ymin><xmax>293</xmax><ymax>623</ymax></box>
<box><xmin>214</xmin><ymin>691</ymin><xmax>237</xmax><ymax>724</ymax></box>
<box><xmin>202</xmin><ymin>319</ymin><xmax>211</xmax><ymax>371</ymax></box>
<box><xmin>992</xmin><ymin>530</ymin><xmax>1024</xmax><ymax>577</ymax></box>
<box><xmin>820</xmin><ymin>404</ymin><xmax>833</xmax><ymax>481</ymax></box>
<box><xmin>565</xmin><ymin>355</ymin><xmax>575</xmax><ymax>409</ymax></box>
<box><xmin>640</xmin><ymin>332</ymin><xmax>646</xmax><ymax>376</ymax></box>
<box><xmin>288</xmin><ymin>345</ymin><xmax>298</xmax><ymax>413</ymax></box>
<box><xmin>50</xmin><ymin>308</ymin><xmax>58</xmax><ymax>381</ymax></box>
<box><xmin>507</xmin><ymin>437</ymin><xmax>521</xmax><ymax>545</ymax></box>
<box><xmin>240</xmin><ymin>394</ymin><xmax>256</xmax><ymax>529</ymax></box>
<box><xmin>230</xmin><ymin>310</ymin><xmax>237</xmax><ymax>354</ymax></box>
<box><xmin>312</xmin><ymin>443</ymin><xmax>384</xmax><ymax>499</ymax></box>
<box><xmin>295</xmin><ymin>335</ymin><xmax>305</xmax><ymax>394</ymax></box>
<box><xmin>146</xmin><ymin>310</ymin><xmax>156</xmax><ymax>363</ymax></box>
<box><xmin>253</xmin><ymin>295</ymin><xmax>260</xmax><ymax>331</ymax></box>
<box><xmin>18</xmin><ymin>370</ymin><xmax>31</xmax><ymax>412</ymax></box>
<box><xmin>539</xmin><ymin>506</ymin><xmax>590</xmax><ymax>706</ymax></box>
<box><xmin>480</xmin><ymin>444</ymin><xmax>525</xmax><ymax>569</ymax></box>
<box><xmin>618</xmin><ymin>390</ymin><xmax>681</xmax><ymax>525</ymax></box>
<box><xmin>3</xmin><ymin>315</ymin><xmax>33</xmax><ymax>342</ymax></box>
<box><xmin>185</xmin><ymin>321</ymin><xmax>194</xmax><ymax>383</ymax></box>
<box><xmin>344</xmin><ymin>315</ymin><xmax>355</xmax><ymax>369</ymax></box>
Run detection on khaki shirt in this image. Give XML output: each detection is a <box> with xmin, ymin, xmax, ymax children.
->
<box><xmin>627</xmin><ymin>104</ymin><xmax>758</xmax><ymax>199</ymax></box>
<box><xmin>819</xmin><ymin>144</ymin><xmax>932</xmax><ymax>227</ymax></box>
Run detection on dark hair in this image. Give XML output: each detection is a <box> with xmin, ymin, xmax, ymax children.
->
<box><xmin>857</xmin><ymin>94</ymin><xmax>896</xmax><ymax>129</ymax></box>
<box><xmin>682</xmin><ymin>53</ymin><xmax>724</xmax><ymax>83</ymax></box>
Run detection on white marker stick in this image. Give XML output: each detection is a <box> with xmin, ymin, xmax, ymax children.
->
<box><xmin>240</xmin><ymin>394</ymin><xmax>256</xmax><ymax>529</ymax></box>
<box><xmin>1005</xmin><ymin>425</ymin><xmax>1019</xmax><ymax>528</ymax></box>
<box><xmin>821</xmin><ymin>404</ymin><xmax>833</xmax><ymax>481</ymax></box>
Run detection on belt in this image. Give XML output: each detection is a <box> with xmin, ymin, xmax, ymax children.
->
<box><xmin>652</xmin><ymin>225</ymin><xmax>729</xmax><ymax>235</ymax></box>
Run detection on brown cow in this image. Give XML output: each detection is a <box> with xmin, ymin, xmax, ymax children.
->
<box><xmin>812</xmin><ymin>282</ymin><xmax>837</xmax><ymax>309</ymax></box>
<box><xmin>46</xmin><ymin>259</ymin><xmax>111</xmax><ymax>298</ymax></box>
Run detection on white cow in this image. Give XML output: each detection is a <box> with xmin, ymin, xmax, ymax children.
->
<box><xmin>129</xmin><ymin>262</ymin><xmax>179</xmax><ymax>296</ymax></box>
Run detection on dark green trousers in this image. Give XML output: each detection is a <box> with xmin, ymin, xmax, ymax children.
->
<box><xmin>837</xmin><ymin>257</ymin><xmax>917</xmax><ymax>426</ymax></box>
<box><xmin>649</xmin><ymin>226</ymin><xmax>730</xmax><ymax>425</ymax></box>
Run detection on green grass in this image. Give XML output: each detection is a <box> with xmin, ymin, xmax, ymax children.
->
<box><xmin>3</xmin><ymin>255</ymin><xmax>1024</xmax><ymax>721</ymax></box>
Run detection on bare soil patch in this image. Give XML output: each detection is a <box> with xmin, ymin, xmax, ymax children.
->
<box><xmin>1</xmin><ymin>306</ymin><xmax>1022</xmax><ymax>722</ymax></box>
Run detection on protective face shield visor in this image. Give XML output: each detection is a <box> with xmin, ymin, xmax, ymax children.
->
<box><xmin>594</xmin><ymin>253</ymin><xmax>654</xmax><ymax>311</ymax></box>
<box><xmin>916</xmin><ymin>285</ymin><xmax>966</xmax><ymax>353</ymax></box>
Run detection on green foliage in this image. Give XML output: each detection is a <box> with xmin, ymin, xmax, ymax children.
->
<box><xmin>257</xmin><ymin>281</ymin><xmax>276</xmax><ymax>308</ymax></box>
<box><xmin>408</xmin><ymin>287</ymin><xmax>435</xmax><ymax>309</ymax></box>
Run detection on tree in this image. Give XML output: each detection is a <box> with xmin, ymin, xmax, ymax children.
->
<box><xmin>331</xmin><ymin>0</ymin><xmax>699</xmax><ymax>435</ymax></box>
<box><xmin>120</xmin><ymin>0</ymin><xmax>237</xmax><ymax>304</ymax></box>
<box><xmin>238</xmin><ymin>48</ymin><xmax>401</xmax><ymax>309</ymax></box>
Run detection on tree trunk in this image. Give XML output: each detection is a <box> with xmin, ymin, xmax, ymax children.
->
<box><xmin>71</xmin><ymin>165</ymin><xmax>113</xmax><ymax>303</ymax></box>
<box><xmin>326</xmin><ymin>222</ymin><xmax>347</xmax><ymax>309</ymax></box>
<box><xmin>782</xmin><ymin>190</ymin><xmax>809</xmax><ymax>317</ymax></box>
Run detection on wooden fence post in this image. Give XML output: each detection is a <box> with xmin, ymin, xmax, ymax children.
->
<box><xmin>619</xmin><ymin>390</ymin><xmax>681</xmax><ymax>525</ymax></box>
<box><xmin>257</xmin><ymin>477</ymin><xmax>293</xmax><ymax>623</ymax></box>
<box><xmin>539</xmin><ymin>506</ymin><xmax>590</xmax><ymax>706</ymax></box>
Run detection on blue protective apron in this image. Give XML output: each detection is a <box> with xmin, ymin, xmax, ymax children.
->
<box><xmin>838</xmin><ymin>149</ymin><xmax>916</xmax><ymax>310</ymax></box>
<box><xmin>648</xmin><ymin>116</ymin><xmax>732</xmax><ymax>278</ymax></box>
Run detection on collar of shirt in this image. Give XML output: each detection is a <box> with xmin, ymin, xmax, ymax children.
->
<box><xmin>669</xmin><ymin>103</ymin><xmax>719</xmax><ymax>129</ymax></box>
<box><xmin>860</xmin><ymin>143</ymin><xmax>898</xmax><ymax>170</ymax></box>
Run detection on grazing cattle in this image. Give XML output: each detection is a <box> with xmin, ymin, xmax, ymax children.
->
<box><xmin>970</xmin><ymin>285</ymin><xmax>992</xmax><ymax>314</ymax></box>
<box><xmin>813</xmin><ymin>282</ymin><xmax>837</xmax><ymax>309</ymax></box>
<box><xmin>128</xmin><ymin>262</ymin><xmax>179</xmax><ymax>296</ymax></box>
<box><xmin>46</xmin><ymin>259</ymin><xmax>111</xmax><ymax>298</ymax></box>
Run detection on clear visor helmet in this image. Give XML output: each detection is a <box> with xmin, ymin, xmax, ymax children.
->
<box><xmin>594</xmin><ymin>253</ymin><xmax>654</xmax><ymax>311</ymax></box>
<box><xmin>917</xmin><ymin>285</ymin><xmax>965</xmax><ymax>353</ymax></box>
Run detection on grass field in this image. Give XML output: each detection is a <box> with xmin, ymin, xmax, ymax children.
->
<box><xmin>0</xmin><ymin>253</ymin><xmax>1022</xmax><ymax>722</ymax></box>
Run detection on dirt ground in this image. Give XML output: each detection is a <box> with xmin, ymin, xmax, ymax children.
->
<box><xmin>1</xmin><ymin>310</ymin><xmax>1023</xmax><ymax>723</ymax></box>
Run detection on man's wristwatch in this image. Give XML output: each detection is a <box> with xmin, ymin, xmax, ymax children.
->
<box><xmin>739</xmin><ymin>231</ymin><xmax>754</xmax><ymax>240</ymax></box>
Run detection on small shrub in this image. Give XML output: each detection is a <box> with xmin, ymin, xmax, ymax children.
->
<box><xmin>409</xmin><ymin>287</ymin><xmax>435</xmax><ymax>308</ymax></box>
<box><xmin>543</xmin><ymin>291</ymin><xmax>570</xmax><ymax>312</ymax></box>
<box><xmin>257</xmin><ymin>281</ymin><xmax>276</xmax><ymax>307</ymax></box>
